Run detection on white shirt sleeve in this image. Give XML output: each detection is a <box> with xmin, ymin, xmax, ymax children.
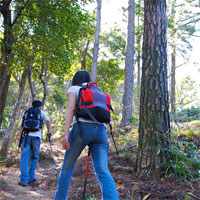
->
<box><xmin>41</xmin><ymin>110</ymin><xmax>50</xmax><ymax>122</ymax></box>
<box><xmin>66</xmin><ymin>86</ymin><xmax>81</xmax><ymax>98</ymax></box>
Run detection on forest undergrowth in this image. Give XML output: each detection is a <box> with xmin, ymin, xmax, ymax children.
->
<box><xmin>0</xmin><ymin>121</ymin><xmax>200</xmax><ymax>200</ymax></box>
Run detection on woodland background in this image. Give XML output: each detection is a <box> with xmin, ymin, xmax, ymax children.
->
<box><xmin>0</xmin><ymin>0</ymin><xmax>200</xmax><ymax>199</ymax></box>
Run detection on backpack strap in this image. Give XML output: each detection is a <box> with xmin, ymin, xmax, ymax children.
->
<box><xmin>80</xmin><ymin>93</ymin><xmax>99</xmax><ymax>123</ymax></box>
<box><xmin>75</xmin><ymin>87</ymin><xmax>83</xmax><ymax>123</ymax></box>
<box><xmin>18</xmin><ymin>130</ymin><xmax>29</xmax><ymax>148</ymax></box>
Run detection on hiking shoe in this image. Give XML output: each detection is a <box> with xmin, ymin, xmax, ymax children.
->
<box><xmin>28</xmin><ymin>179</ymin><xmax>37</xmax><ymax>184</ymax></box>
<box><xmin>28</xmin><ymin>179</ymin><xmax>39</xmax><ymax>187</ymax></box>
<box><xmin>18</xmin><ymin>181</ymin><xmax>27</xmax><ymax>187</ymax></box>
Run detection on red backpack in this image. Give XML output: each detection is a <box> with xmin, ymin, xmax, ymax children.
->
<box><xmin>75</xmin><ymin>82</ymin><xmax>113</xmax><ymax>123</ymax></box>
<box><xmin>75</xmin><ymin>82</ymin><xmax>118</xmax><ymax>156</ymax></box>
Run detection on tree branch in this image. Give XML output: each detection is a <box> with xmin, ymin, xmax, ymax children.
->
<box><xmin>40</xmin><ymin>61</ymin><xmax>48</xmax><ymax>106</ymax></box>
<box><xmin>8</xmin><ymin>90</ymin><xmax>17</xmax><ymax>101</ymax></box>
<box><xmin>11</xmin><ymin>0</ymin><xmax>30</xmax><ymax>27</ymax></box>
<box><xmin>28</xmin><ymin>65</ymin><xmax>36</xmax><ymax>100</ymax></box>
<box><xmin>0</xmin><ymin>0</ymin><xmax>12</xmax><ymax>13</ymax></box>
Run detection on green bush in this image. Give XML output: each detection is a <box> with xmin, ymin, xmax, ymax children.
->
<box><xmin>163</xmin><ymin>140</ymin><xmax>200</xmax><ymax>181</ymax></box>
<box><xmin>176</xmin><ymin>107</ymin><xmax>200</xmax><ymax>122</ymax></box>
<box><xmin>130</xmin><ymin>114</ymin><xmax>139</xmax><ymax>125</ymax></box>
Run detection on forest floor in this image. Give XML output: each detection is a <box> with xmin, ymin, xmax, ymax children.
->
<box><xmin>0</xmin><ymin>135</ymin><xmax>200</xmax><ymax>200</ymax></box>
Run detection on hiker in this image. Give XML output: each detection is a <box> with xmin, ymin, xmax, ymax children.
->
<box><xmin>18</xmin><ymin>100</ymin><xmax>51</xmax><ymax>187</ymax></box>
<box><xmin>55</xmin><ymin>71</ymin><xmax>119</xmax><ymax>200</ymax></box>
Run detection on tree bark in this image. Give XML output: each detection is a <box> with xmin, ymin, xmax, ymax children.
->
<box><xmin>137</xmin><ymin>51</ymin><xmax>141</xmax><ymax>113</ymax></box>
<box><xmin>0</xmin><ymin>0</ymin><xmax>29</xmax><ymax>128</ymax></box>
<box><xmin>81</xmin><ymin>40</ymin><xmax>90</xmax><ymax>70</ymax></box>
<box><xmin>0</xmin><ymin>73</ymin><xmax>11</xmax><ymax>128</ymax></box>
<box><xmin>136</xmin><ymin>0</ymin><xmax>170</xmax><ymax>177</ymax></box>
<box><xmin>170</xmin><ymin>49</ymin><xmax>176</xmax><ymax>121</ymax></box>
<box><xmin>0</xmin><ymin>68</ymin><xmax>28</xmax><ymax>158</ymax></box>
<box><xmin>28</xmin><ymin>65</ymin><xmax>36</xmax><ymax>100</ymax></box>
<box><xmin>0</xmin><ymin>0</ymin><xmax>13</xmax><ymax>129</ymax></box>
<box><xmin>40</xmin><ymin>62</ymin><xmax>48</xmax><ymax>106</ymax></box>
<box><xmin>0</xmin><ymin>0</ymin><xmax>12</xmax><ymax>96</ymax></box>
<box><xmin>170</xmin><ymin>0</ymin><xmax>176</xmax><ymax>122</ymax></box>
<box><xmin>91</xmin><ymin>0</ymin><xmax>102</xmax><ymax>82</ymax></box>
<box><xmin>136</xmin><ymin>3</ymin><xmax>142</xmax><ymax>113</ymax></box>
<box><xmin>120</xmin><ymin>0</ymin><xmax>135</xmax><ymax>127</ymax></box>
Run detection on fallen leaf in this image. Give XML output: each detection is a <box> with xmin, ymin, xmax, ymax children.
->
<box><xmin>143</xmin><ymin>193</ymin><xmax>150</xmax><ymax>200</ymax></box>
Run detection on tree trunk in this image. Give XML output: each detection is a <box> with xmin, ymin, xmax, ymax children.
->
<box><xmin>0</xmin><ymin>1</ymin><xmax>13</xmax><ymax>128</ymax></box>
<box><xmin>170</xmin><ymin>0</ymin><xmax>176</xmax><ymax>122</ymax></box>
<box><xmin>0</xmin><ymin>68</ymin><xmax>28</xmax><ymax>158</ymax></box>
<box><xmin>136</xmin><ymin>4</ymin><xmax>142</xmax><ymax>113</ymax></box>
<box><xmin>0</xmin><ymin>0</ymin><xmax>29</xmax><ymax>128</ymax></box>
<box><xmin>91</xmin><ymin>0</ymin><xmax>102</xmax><ymax>82</ymax></box>
<box><xmin>40</xmin><ymin>60</ymin><xmax>48</xmax><ymax>106</ymax></box>
<box><xmin>0</xmin><ymin>0</ymin><xmax>12</xmax><ymax>96</ymax></box>
<box><xmin>136</xmin><ymin>51</ymin><xmax>141</xmax><ymax>113</ymax></box>
<box><xmin>81</xmin><ymin>40</ymin><xmax>90</xmax><ymax>70</ymax></box>
<box><xmin>0</xmin><ymin>73</ymin><xmax>11</xmax><ymax>128</ymax></box>
<box><xmin>28</xmin><ymin>65</ymin><xmax>36</xmax><ymax>101</ymax></box>
<box><xmin>136</xmin><ymin>0</ymin><xmax>170</xmax><ymax>177</ymax></box>
<box><xmin>170</xmin><ymin>50</ymin><xmax>176</xmax><ymax>121</ymax></box>
<box><xmin>120</xmin><ymin>0</ymin><xmax>135</xmax><ymax>127</ymax></box>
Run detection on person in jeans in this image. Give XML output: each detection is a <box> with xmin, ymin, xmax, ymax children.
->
<box><xmin>18</xmin><ymin>100</ymin><xmax>51</xmax><ymax>186</ymax></box>
<box><xmin>55</xmin><ymin>71</ymin><xmax>119</xmax><ymax>200</ymax></box>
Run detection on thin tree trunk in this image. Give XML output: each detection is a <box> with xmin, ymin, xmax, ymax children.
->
<box><xmin>28</xmin><ymin>65</ymin><xmax>36</xmax><ymax>100</ymax></box>
<box><xmin>91</xmin><ymin>0</ymin><xmax>102</xmax><ymax>82</ymax></box>
<box><xmin>136</xmin><ymin>0</ymin><xmax>170</xmax><ymax>177</ymax></box>
<box><xmin>120</xmin><ymin>0</ymin><xmax>135</xmax><ymax>127</ymax></box>
<box><xmin>0</xmin><ymin>73</ymin><xmax>11</xmax><ymax>128</ymax></box>
<box><xmin>170</xmin><ymin>0</ymin><xmax>176</xmax><ymax>122</ymax></box>
<box><xmin>170</xmin><ymin>50</ymin><xmax>176</xmax><ymax>121</ymax></box>
<box><xmin>0</xmin><ymin>68</ymin><xmax>28</xmax><ymax>158</ymax></box>
<box><xmin>81</xmin><ymin>40</ymin><xmax>90</xmax><ymax>70</ymax></box>
<box><xmin>40</xmin><ymin>62</ymin><xmax>48</xmax><ymax>106</ymax></box>
<box><xmin>136</xmin><ymin>4</ymin><xmax>142</xmax><ymax>113</ymax></box>
<box><xmin>137</xmin><ymin>51</ymin><xmax>141</xmax><ymax>113</ymax></box>
<box><xmin>0</xmin><ymin>0</ymin><xmax>29</xmax><ymax>128</ymax></box>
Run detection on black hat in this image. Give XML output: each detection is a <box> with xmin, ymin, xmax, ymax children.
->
<box><xmin>32</xmin><ymin>100</ymin><xmax>42</xmax><ymax>108</ymax></box>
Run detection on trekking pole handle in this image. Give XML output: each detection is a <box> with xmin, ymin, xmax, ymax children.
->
<box><xmin>47</xmin><ymin>132</ymin><xmax>52</xmax><ymax>139</ymax></box>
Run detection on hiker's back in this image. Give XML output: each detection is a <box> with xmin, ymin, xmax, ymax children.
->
<box><xmin>22</xmin><ymin>107</ymin><xmax>43</xmax><ymax>132</ymax></box>
<box><xmin>55</xmin><ymin>71</ymin><xmax>119</xmax><ymax>200</ymax></box>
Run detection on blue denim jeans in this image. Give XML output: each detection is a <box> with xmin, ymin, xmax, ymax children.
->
<box><xmin>19</xmin><ymin>135</ymin><xmax>41</xmax><ymax>185</ymax></box>
<box><xmin>55</xmin><ymin>122</ymin><xmax>119</xmax><ymax>200</ymax></box>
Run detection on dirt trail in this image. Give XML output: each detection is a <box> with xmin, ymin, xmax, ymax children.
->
<box><xmin>0</xmin><ymin>142</ymin><xmax>61</xmax><ymax>200</ymax></box>
<box><xmin>1</xmin><ymin>140</ymin><xmax>200</xmax><ymax>200</ymax></box>
<box><xmin>0</xmin><ymin>164</ymin><xmax>56</xmax><ymax>200</ymax></box>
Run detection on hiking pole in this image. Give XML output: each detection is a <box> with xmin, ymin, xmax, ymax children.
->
<box><xmin>48</xmin><ymin>135</ymin><xmax>57</xmax><ymax>176</ymax></box>
<box><xmin>109</xmin><ymin>123</ymin><xmax>119</xmax><ymax>156</ymax></box>
<box><xmin>83</xmin><ymin>148</ymin><xmax>91</xmax><ymax>200</ymax></box>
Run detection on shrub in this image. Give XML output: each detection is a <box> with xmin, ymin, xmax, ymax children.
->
<box><xmin>163</xmin><ymin>140</ymin><xmax>200</xmax><ymax>181</ymax></box>
<box><xmin>176</xmin><ymin>107</ymin><xmax>200</xmax><ymax>122</ymax></box>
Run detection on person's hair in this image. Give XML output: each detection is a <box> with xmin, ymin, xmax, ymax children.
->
<box><xmin>32</xmin><ymin>100</ymin><xmax>42</xmax><ymax>108</ymax></box>
<box><xmin>72</xmin><ymin>71</ymin><xmax>91</xmax><ymax>86</ymax></box>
